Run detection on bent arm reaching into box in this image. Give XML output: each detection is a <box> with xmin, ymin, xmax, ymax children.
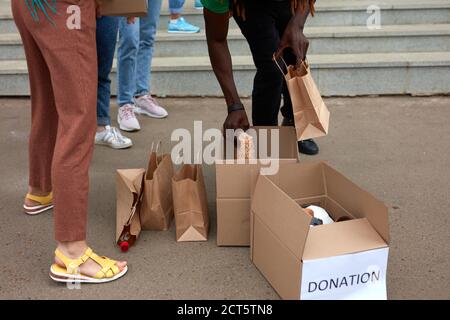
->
<box><xmin>203</xmin><ymin>8</ymin><xmax>250</xmax><ymax>132</ymax></box>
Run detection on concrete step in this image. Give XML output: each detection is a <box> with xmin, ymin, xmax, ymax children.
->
<box><xmin>2</xmin><ymin>52</ymin><xmax>449</xmax><ymax>96</ymax></box>
<box><xmin>157</xmin><ymin>0</ymin><xmax>450</xmax><ymax>29</ymax></box>
<box><xmin>1</xmin><ymin>0</ymin><xmax>450</xmax><ymax>33</ymax></box>
<box><xmin>2</xmin><ymin>24</ymin><xmax>449</xmax><ymax>60</ymax></box>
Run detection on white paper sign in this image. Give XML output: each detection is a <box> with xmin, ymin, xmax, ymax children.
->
<box><xmin>300</xmin><ymin>247</ymin><xmax>389</xmax><ymax>300</ymax></box>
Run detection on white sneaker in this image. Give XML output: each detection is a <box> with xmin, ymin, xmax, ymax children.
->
<box><xmin>118</xmin><ymin>104</ymin><xmax>141</xmax><ymax>131</ymax></box>
<box><xmin>134</xmin><ymin>95</ymin><xmax>168</xmax><ymax>119</ymax></box>
<box><xmin>95</xmin><ymin>126</ymin><xmax>133</xmax><ymax>149</ymax></box>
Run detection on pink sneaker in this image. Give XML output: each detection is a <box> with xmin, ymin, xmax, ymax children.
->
<box><xmin>118</xmin><ymin>104</ymin><xmax>141</xmax><ymax>132</ymax></box>
<box><xmin>134</xmin><ymin>95</ymin><xmax>168</xmax><ymax>119</ymax></box>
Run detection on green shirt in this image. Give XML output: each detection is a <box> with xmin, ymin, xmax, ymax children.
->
<box><xmin>201</xmin><ymin>0</ymin><xmax>230</xmax><ymax>14</ymax></box>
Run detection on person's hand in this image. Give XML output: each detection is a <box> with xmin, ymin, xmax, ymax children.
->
<box><xmin>127</xmin><ymin>17</ymin><xmax>136</xmax><ymax>24</ymax></box>
<box><xmin>274</xmin><ymin>21</ymin><xmax>309</xmax><ymax>61</ymax></box>
<box><xmin>223</xmin><ymin>109</ymin><xmax>250</xmax><ymax>132</ymax></box>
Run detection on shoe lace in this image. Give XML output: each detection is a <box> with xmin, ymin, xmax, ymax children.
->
<box><xmin>111</xmin><ymin>127</ymin><xmax>127</xmax><ymax>143</ymax></box>
<box><xmin>120</xmin><ymin>105</ymin><xmax>135</xmax><ymax>121</ymax></box>
<box><xmin>142</xmin><ymin>95</ymin><xmax>156</xmax><ymax>104</ymax></box>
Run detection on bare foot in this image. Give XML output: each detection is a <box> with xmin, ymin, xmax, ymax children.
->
<box><xmin>55</xmin><ymin>241</ymin><xmax>127</xmax><ymax>278</ymax></box>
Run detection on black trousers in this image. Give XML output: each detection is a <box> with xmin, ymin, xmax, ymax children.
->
<box><xmin>233</xmin><ymin>0</ymin><xmax>297</xmax><ymax>126</ymax></box>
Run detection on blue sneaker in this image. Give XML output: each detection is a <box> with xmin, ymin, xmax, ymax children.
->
<box><xmin>194</xmin><ymin>0</ymin><xmax>203</xmax><ymax>9</ymax></box>
<box><xmin>168</xmin><ymin>17</ymin><xmax>200</xmax><ymax>34</ymax></box>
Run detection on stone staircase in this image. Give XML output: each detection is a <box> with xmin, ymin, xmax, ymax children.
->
<box><xmin>0</xmin><ymin>0</ymin><xmax>449</xmax><ymax>96</ymax></box>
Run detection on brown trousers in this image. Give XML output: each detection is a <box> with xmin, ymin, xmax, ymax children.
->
<box><xmin>12</xmin><ymin>0</ymin><xmax>98</xmax><ymax>241</ymax></box>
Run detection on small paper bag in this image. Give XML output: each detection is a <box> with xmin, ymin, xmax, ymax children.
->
<box><xmin>172</xmin><ymin>164</ymin><xmax>209</xmax><ymax>242</ymax></box>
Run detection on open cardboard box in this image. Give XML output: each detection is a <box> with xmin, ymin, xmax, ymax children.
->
<box><xmin>215</xmin><ymin>126</ymin><xmax>299</xmax><ymax>246</ymax></box>
<box><xmin>250</xmin><ymin>161</ymin><xmax>390</xmax><ymax>300</ymax></box>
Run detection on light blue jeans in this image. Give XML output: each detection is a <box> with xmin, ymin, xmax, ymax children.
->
<box><xmin>117</xmin><ymin>0</ymin><xmax>162</xmax><ymax>106</ymax></box>
<box><xmin>169</xmin><ymin>0</ymin><xmax>185</xmax><ymax>14</ymax></box>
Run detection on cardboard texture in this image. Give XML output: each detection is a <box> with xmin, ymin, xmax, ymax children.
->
<box><xmin>116</xmin><ymin>169</ymin><xmax>145</xmax><ymax>242</ymax></box>
<box><xmin>250</xmin><ymin>161</ymin><xmax>390</xmax><ymax>300</ymax></box>
<box><xmin>281</xmin><ymin>60</ymin><xmax>330</xmax><ymax>141</ymax></box>
<box><xmin>172</xmin><ymin>164</ymin><xmax>209</xmax><ymax>242</ymax></box>
<box><xmin>99</xmin><ymin>0</ymin><xmax>148</xmax><ymax>17</ymax></box>
<box><xmin>140</xmin><ymin>153</ymin><xmax>174</xmax><ymax>231</ymax></box>
<box><xmin>215</xmin><ymin>126</ymin><xmax>299</xmax><ymax>246</ymax></box>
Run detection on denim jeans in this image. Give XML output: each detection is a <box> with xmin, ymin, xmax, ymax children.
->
<box><xmin>117</xmin><ymin>0</ymin><xmax>162</xmax><ymax>106</ymax></box>
<box><xmin>96</xmin><ymin>16</ymin><xmax>119</xmax><ymax>126</ymax></box>
<box><xmin>234</xmin><ymin>0</ymin><xmax>295</xmax><ymax>125</ymax></box>
<box><xmin>169</xmin><ymin>0</ymin><xmax>185</xmax><ymax>14</ymax></box>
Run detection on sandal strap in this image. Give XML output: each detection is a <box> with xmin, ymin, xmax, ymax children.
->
<box><xmin>55</xmin><ymin>247</ymin><xmax>92</xmax><ymax>274</ymax></box>
<box><xmin>88</xmin><ymin>252</ymin><xmax>120</xmax><ymax>279</ymax></box>
<box><xmin>26</xmin><ymin>192</ymin><xmax>53</xmax><ymax>205</ymax></box>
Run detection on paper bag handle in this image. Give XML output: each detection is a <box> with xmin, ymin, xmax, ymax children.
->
<box><xmin>273</xmin><ymin>54</ymin><xmax>289</xmax><ymax>76</ymax></box>
<box><xmin>151</xmin><ymin>141</ymin><xmax>162</xmax><ymax>166</ymax></box>
<box><xmin>273</xmin><ymin>53</ymin><xmax>309</xmax><ymax>76</ymax></box>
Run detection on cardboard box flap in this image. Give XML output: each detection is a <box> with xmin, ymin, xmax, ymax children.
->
<box><xmin>303</xmin><ymin>218</ymin><xmax>388</xmax><ymax>261</ymax></box>
<box><xmin>322</xmin><ymin>163</ymin><xmax>390</xmax><ymax>243</ymax></box>
<box><xmin>267</xmin><ymin>161</ymin><xmax>325</xmax><ymax>200</ymax></box>
<box><xmin>251</xmin><ymin>175</ymin><xmax>311</xmax><ymax>260</ymax></box>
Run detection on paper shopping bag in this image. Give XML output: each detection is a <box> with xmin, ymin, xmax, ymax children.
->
<box><xmin>172</xmin><ymin>164</ymin><xmax>209</xmax><ymax>242</ymax></box>
<box><xmin>99</xmin><ymin>0</ymin><xmax>148</xmax><ymax>17</ymax></box>
<box><xmin>116</xmin><ymin>168</ymin><xmax>145</xmax><ymax>242</ymax></box>
<box><xmin>140</xmin><ymin>150</ymin><xmax>174</xmax><ymax>231</ymax></box>
<box><xmin>276</xmin><ymin>58</ymin><xmax>330</xmax><ymax>141</ymax></box>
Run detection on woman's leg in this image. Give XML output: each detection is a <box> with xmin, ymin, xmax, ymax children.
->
<box><xmin>135</xmin><ymin>0</ymin><xmax>163</xmax><ymax>96</ymax></box>
<box><xmin>117</xmin><ymin>17</ymin><xmax>140</xmax><ymax>106</ymax></box>
<box><xmin>168</xmin><ymin>0</ymin><xmax>200</xmax><ymax>33</ymax></box>
<box><xmin>169</xmin><ymin>0</ymin><xmax>185</xmax><ymax>18</ymax></box>
<box><xmin>12</xmin><ymin>0</ymin><xmax>126</xmax><ymax>277</ymax></box>
<box><xmin>12</xmin><ymin>3</ymin><xmax>58</xmax><ymax>201</ymax></box>
<box><xmin>96</xmin><ymin>16</ymin><xmax>119</xmax><ymax>127</ymax></box>
<box><xmin>132</xmin><ymin>0</ymin><xmax>168</xmax><ymax>119</ymax></box>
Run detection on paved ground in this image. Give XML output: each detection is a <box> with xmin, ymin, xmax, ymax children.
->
<box><xmin>0</xmin><ymin>96</ymin><xmax>449</xmax><ymax>300</ymax></box>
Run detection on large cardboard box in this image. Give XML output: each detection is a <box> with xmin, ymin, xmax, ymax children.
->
<box><xmin>99</xmin><ymin>0</ymin><xmax>148</xmax><ymax>17</ymax></box>
<box><xmin>250</xmin><ymin>161</ymin><xmax>390</xmax><ymax>300</ymax></box>
<box><xmin>215</xmin><ymin>126</ymin><xmax>299</xmax><ymax>246</ymax></box>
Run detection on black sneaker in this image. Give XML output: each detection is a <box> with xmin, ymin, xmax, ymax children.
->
<box><xmin>282</xmin><ymin>118</ymin><xmax>319</xmax><ymax>155</ymax></box>
<box><xmin>299</xmin><ymin>139</ymin><xmax>319</xmax><ymax>155</ymax></box>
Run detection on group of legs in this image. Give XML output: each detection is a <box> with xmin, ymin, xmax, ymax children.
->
<box><xmin>17</xmin><ymin>0</ymin><xmax>208</xmax><ymax>284</ymax></box>
<box><xmin>96</xmin><ymin>0</ymin><xmax>202</xmax><ymax>150</ymax></box>
<box><xmin>15</xmin><ymin>0</ymin><xmax>317</xmax><ymax>284</ymax></box>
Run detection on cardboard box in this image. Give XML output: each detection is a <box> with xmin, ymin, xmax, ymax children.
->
<box><xmin>250</xmin><ymin>161</ymin><xmax>390</xmax><ymax>300</ymax></box>
<box><xmin>215</xmin><ymin>126</ymin><xmax>299</xmax><ymax>246</ymax></box>
<box><xmin>99</xmin><ymin>0</ymin><xmax>148</xmax><ymax>17</ymax></box>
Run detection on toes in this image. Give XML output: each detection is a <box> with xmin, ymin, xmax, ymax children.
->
<box><xmin>116</xmin><ymin>261</ymin><xmax>127</xmax><ymax>271</ymax></box>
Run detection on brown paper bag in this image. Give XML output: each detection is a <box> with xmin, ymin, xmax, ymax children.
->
<box><xmin>99</xmin><ymin>0</ymin><xmax>148</xmax><ymax>17</ymax></box>
<box><xmin>276</xmin><ymin>57</ymin><xmax>330</xmax><ymax>141</ymax></box>
<box><xmin>140</xmin><ymin>150</ymin><xmax>174</xmax><ymax>231</ymax></box>
<box><xmin>172</xmin><ymin>164</ymin><xmax>209</xmax><ymax>242</ymax></box>
<box><xmin>116</xmin><ymin>169</ymin><xmax>145</xmax><ymax>242</ymax></box>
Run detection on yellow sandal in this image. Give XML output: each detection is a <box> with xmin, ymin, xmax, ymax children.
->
<box><xmin>50</xmin><ymin>247</ymin><xmax>128</xmax><ymax>284</ymax></box>
<box><xmin>23</xmin><ymin>192</ymin><xmax>53</xmax><ymax>215</ymax></box>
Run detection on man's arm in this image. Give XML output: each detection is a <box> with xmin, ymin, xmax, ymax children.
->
<box><xmin>275</xmin><ymin>0</ymin><xmax>315</xmax><ymax>60</ymax></box>
<box><xmin>204</xmin><ymin>8</ymin><xmax>249</xmax><ymax>131</ymax></box>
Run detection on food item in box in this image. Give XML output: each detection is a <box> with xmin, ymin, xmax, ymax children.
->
<box><xmin>237</xmin><ymin>132</ymin><xmax>256</xmax><ymax>160</ymax></box>
<box><xmin>305</xmin><ymin>205</ymin><xmax>334</xmax><ymax>226</ymax></box>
